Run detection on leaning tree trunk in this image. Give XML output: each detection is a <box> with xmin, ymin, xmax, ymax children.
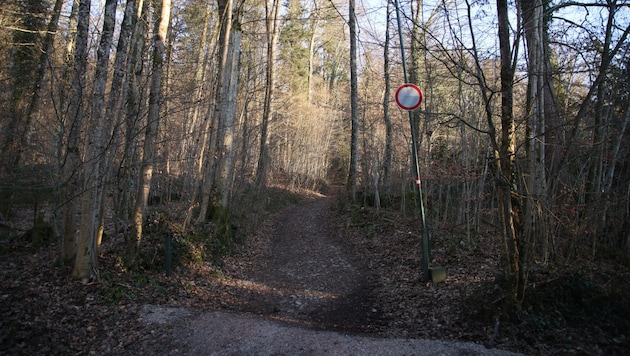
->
<box><xmin>126</xmin><ymin>0</ymin><xmax>172</xmax><ymax>267</ymax></box>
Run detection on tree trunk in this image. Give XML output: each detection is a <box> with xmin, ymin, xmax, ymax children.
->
<box><xmin>218</xmin><ymin>23</ymin><xmax>242</xmax><ymax>207</ymax></box>
<box><xmin>67</xmin><ymin>0</ymin><xmax>91</xmax><ymax>279</ymax></box>
<box><xmin>185</xmin><ymin>6</ymin><xmax>218</xmax><ymax>228</ymax></box>
<box><xmin>58</xmin><ymin>0</ymin><xmax>80</xmax><ymax>264</ymax></box>
<box><xmin>382</xmin><ymin>0</ymin><xmax>393</xmax><ymax>196</ymax></box>
<box><xmin>497</xmin><ymin>0</ymin><xmax>524</xmax><ymax>302</ymax></box>
<box><xmin>127</xmin><ymin>0</ymin><xmax>171</xmax><ymax>267</ymax></box>
<box><xmin>213</xmin><ymin>2</ymin><xmax>242</xmax><ymax>207</ymax></box>
<box><xmin>520</xmin><ymin>0</ymin><xmax>555</xmax><ymax>264</ymax></box>
<box><xmin>101</xmin><ymin>0</ymin><xmax>138</xmax><ymax>243</ymax></box>
<box><xmin>182</xmin><ymin>2</ymin><xmax>212</xmax><ymax>187</ymax></box>
<box><xmin>347</xmin><ymin>0</ymin><xmax>359</xmax><ymax>202</ymax></box>
<box><xmin>120</xmin><ymin>0</ymin><xmax>149</xmax><ymax>246</ymax></box>
<box><xmin>198</xmin><ymin>0</ymin><xmax>235</xmax><ymax>222</ymax></box>
<box><xmin>306</xmin><ymin>0</ymin><xmax>321</xmax><ymax>105</ymax></box>
<box><xmin>255</xmin><ymin>0</ymin><xmax>281</xmax><ymax>189</ymax></box>
<box><xmin>409</xmin><ymin>0</ymin><xmax>423</xmax><ymax>170</ymax></box>
<box><xmin>73</xmin><ymin>0</ymin><xmax>119</xmax><ymax>282</ymax></box>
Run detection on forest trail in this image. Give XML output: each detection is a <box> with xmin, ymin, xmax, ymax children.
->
<box><xmin>140</xmin><ymin>192</ymin><xmax>519</xmax><ymax>355</ymax></box>
<box><xmin>244</xmin><ymin>193</ymin><xmax>375</xmax><ymax>331</ymax></box>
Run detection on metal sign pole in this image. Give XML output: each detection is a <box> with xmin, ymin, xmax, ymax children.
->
<box><xmin>394</xmin><ymin>0</ymin><xmax>431</xmax><ymax>283</ymax></box>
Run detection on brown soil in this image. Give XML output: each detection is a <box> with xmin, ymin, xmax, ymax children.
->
<box><xmin>133</xmin><ymin>191</ymin><xmax>517</xmax><ymax>355</ymax></box>
<box><xmin>1</xmin><ymin>188</ymin><xmax>628</xmax><ymax>354</ymax></box>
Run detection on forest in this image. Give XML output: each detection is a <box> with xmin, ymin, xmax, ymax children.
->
<box><xmin>1</xmin><ymin>0</ymin><xmax>629</xmax><ymax>353</ymax></box>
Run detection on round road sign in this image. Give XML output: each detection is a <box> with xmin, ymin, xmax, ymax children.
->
<box><xmin>395</xmin><ymin>83</ymin><xmax>423</xmax><ymax>111</ymax></box>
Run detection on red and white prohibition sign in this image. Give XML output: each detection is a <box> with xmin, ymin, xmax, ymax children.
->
<box><xmin>395</xmin><ymin>83</ymin><xmax>423</xmax><ymax>111</ymax></box>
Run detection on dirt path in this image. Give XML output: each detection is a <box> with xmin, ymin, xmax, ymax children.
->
<box><xmin>140</xmin><ymin>193</ymin><xmax>519</xmax><ymax>355</ymax></box>
<box><xmin>245</xmin><ymin>194</ymin><xmax>375</xmax><ymax>331</ymax></box>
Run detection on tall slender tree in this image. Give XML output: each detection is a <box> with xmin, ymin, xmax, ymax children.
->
<box><xmin>347</xmin><ymin>0</ymin><xmax>359</xmax><ymax>201</ymax></box>
<box><xmin>59</xmin><ymin>0</ymin><xmax>80</xmax><ymax>264</ymax></box>
<box><xmin>67</xmin><ymin>0</ymin><xmax>91</xmax><ymax>278</ymax></box>
<box><xmin>197</xmin><ymin>0</ymin><xmax>236</xmax><ymax>221</ymax></box>
<box><xmin>73</xmin><ymin>0</ymin><xmax>119</xmax><ymax>282</ymax></box>
<box><xmin>127</xmin><ymin>0</ymin><xmax>172</xmax><ymax>267</ymax></box>
<box><xmin>382</xmin><ymin>0</ymin><xmax>393</xmax><ymax>195</ymax></box>
<box><xmin>496</xmin><ymin>0</ymin><xmax>523</xmax><ymax>301</ymax></box>
<box><xmin>255</xmin><ymin>0</ymin><xmax>282</xmax><ymax>188</ymax></box>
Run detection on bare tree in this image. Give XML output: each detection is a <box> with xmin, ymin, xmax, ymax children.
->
<box><xmin>66</xmin><ymin>0</ymin><xmax>91</xmax><ymax>278</ymax></box>
<box><xmin>496</xmin><ymin>0</ymin><xmax>524</xmax><ymax>301</ymax></box>
<box><xmin>254</xmin><ymin>0</ymin><xmax>282</xmax><ymax>189</ymax></box>
<box><xmin>382</xmin><ymin>0</ymin><xmax>393</xmax><ymax>195</ymax></box>
<box><xmin>198</xmin><ymin>0</ymin><xmax>236</xmax><ymax>222</ymax></box>
<box><xmin>216</xmin><ymin>12</ymin><xmax>242</xmax><ymax>207</ymax></box>
<box><xmin>58</xmin><ymin>0</ymin><xmax>80</xmax><ymax>264</ymax></box>
<box><xmin>347</xmin><ymin>0</ymin><xmax>359</xmax><ymax>201</ymax></box>
<box><xmin>127</xmin><ymin>0</ymin><xmax>172</xmax><ymax>267</ymax></box>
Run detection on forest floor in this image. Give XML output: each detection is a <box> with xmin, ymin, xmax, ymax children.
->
<box><xmin>0</xmin><ymin>186</ymin><xmax>629</xmax><ymax>355</ymax></box>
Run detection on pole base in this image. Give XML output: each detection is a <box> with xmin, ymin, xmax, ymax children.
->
<box><xmin>430</xmin><ymin>266</ymin><xmax>446</xmax><ymax>283</ymax></box>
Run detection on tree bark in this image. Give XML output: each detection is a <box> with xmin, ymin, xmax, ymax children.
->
<box><xmin>120</xmin><ymin>0</ymin><xmax>149</xmax><ymax>246</ymax></box>
<box><xmin>73</xmin><ymin>0</ymin><xmax>119</xmax><ymax>282</ymax></box>
<box><xmin>347</xmin><ymin>0</ymin><xmax>359</xmax><ymax>202</ymax></box>
<box><xmin>58</xmin><ymin>0</ymin><xmax>80</xmax><ymax>264</ymax></box>
<box><xmin>67</xmin><ymin>0</ymin><xmax>91</xmax><ymax>279</ymax></box>
<box><xmin>520</xmin><ymin>0</ymin><xmax>556</xmax><ymax>264</ymax></box>
<box><xmin>127</xmin><ymin>0</ymin><xmax>172</xmax><ymax>267</ymax></box>
<box><xmin>497</xmin><ymin>0</ymin><xmax>524</xmax><ymax>301</ymax></box>
<box><xmin>198</xmin><ymin>0</ymin><xmax>235</xmax><ymax>222</ymax></box>
<box><xmin>218</xmin><ymin>23</ymin><xmax>242</xmax><ymax>207</ymax></box>
<box><xmin>255</xmin><ymin>0</ymin><xmax>281</xmax><ymax>189</ymax></box>
<box><xmin>382</xmin><ymin>0</ymin><xmax>393</xmax><ymax>196</ymax></box>
<box><xmin>213</xmin><ymin>2</ymin><xmax>242</xmax><ymax>207</ymax></box>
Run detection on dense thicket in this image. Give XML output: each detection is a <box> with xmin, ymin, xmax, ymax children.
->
<box><xmin>0</xmin><ymin>0</ymin><xmax>628</xmax><ymax>311</ymax></box>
